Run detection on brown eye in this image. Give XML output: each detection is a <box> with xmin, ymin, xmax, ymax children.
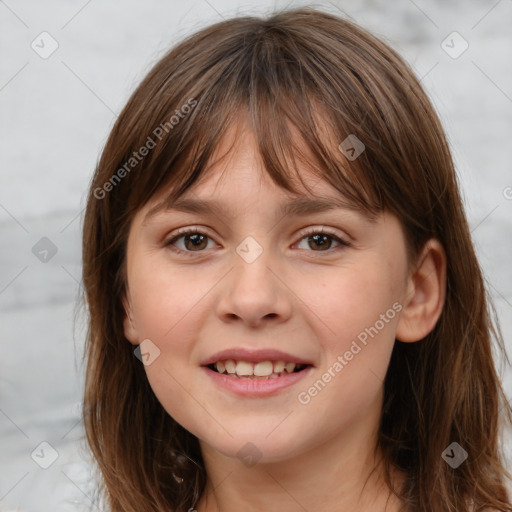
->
<box><xmin>306</xmin><ymin>233</ymin><xmax>334</xmax><ymax>251</ymax></box>
<box><xmin>296</xmin><ymin>229</ymin><xmax>350</xmax><ymax>253</ymax></box>
<box><xmin>166</xmin><ymin>229</ymin><xmax>214</xmax><ymax>254</ymax></box>
<box><xmin>182</xmin><ymin>233</ymin><xmax>208</xmax><ymax>251</ymax></box>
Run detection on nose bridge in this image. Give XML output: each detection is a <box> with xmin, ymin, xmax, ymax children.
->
<box><xmin>216</xmin><ymin>233</ymin><xmax>291</xmax><ymax>326</ymax></box>
<box><xmin>232</xmin><ymin>233</ymin><xmax>275</xmax><ymax>294</ymax></box>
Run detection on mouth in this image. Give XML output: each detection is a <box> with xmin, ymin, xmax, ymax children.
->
<box><xmin>200</xmin><ymin>348</ymin><xmax>314</xmax><ymax>396</ymax></box>
<box><xmin>206</xmin><ymin>360</ymin><xmax>311</xmax><ymax>379</ymax></box>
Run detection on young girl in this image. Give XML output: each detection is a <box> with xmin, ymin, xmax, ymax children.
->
<box><xmin>81</xmin><ymin>6</ymin><xmax>512</xmax><ymax>512</ymax></box>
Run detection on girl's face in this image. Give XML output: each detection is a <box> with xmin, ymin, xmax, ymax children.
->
<box><xmin>122</xmin><ymin>120</ymin><xmax>413</xmax><ymax>465</ymax></box>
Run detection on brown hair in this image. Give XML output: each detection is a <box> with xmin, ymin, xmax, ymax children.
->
<box><xmin>81</xmin><ymin>6</ymin><xmax>512</xmax><ymax>511</ymax></box>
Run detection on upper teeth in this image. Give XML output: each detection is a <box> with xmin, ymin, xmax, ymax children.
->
<box><xmin>215</xmin><ymin>360</ymin><xmax>299</xmax><ymax>377</ymax></box>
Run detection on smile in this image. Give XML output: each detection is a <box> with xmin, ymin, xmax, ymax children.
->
<box><xmin>208</xmin><ymin>360</ymin><xmax>309</xmax><ymax>379</ymax></box>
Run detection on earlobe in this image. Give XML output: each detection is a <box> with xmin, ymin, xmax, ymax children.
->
<box><xmin>395</xmin><ymin>239</ymin><xmax>447</xmax><ymax>343</ymax></box>
<box><xmin>122</xmin><ymin>292</ymin><xmax>139</xmax><ymax>345</ymax></box>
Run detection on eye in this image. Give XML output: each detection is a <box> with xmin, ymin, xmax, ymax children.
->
<box><xmin>295</xmin><ymin>227</ymin><xmax>350</xmax><ymax>253</ymax></box>
<box><xmin>164</xmin><ymin>226</ymin><xmax>350</xmax><ymax>257</ymax></box>
<box><xmin>165</xmin><ymin>228</ymin><xmax>216</xmax><ymax>256</ymax></box>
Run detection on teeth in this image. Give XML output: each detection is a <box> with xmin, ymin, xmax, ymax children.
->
<box><xmin>224</xmin><ymin>360</ymin><xmax>236</xmax><ymax>374</ymax></box>
<box><xmin>254</xmin><ymin>361</ymin><xmax>273</xmax><ymax>377</ymax></box>
<box><xmin>212</xmin><ymin>359</ymin><xmax>305</xmax><ymax>377</ymax></box>
<box><xmin>273</xmin><ymin>360</ymin><xmax>285</xmax><ymax>373</ymax></box>
<box><xmin>235</xmin><ymin>361</ymin><xmax>254</xmax><ymax>376</ymax></box>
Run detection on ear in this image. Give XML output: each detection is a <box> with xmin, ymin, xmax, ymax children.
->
<box><xmin>122</xmin><ymin>290</ymin><xmax>140</xmax><ymax>345</ymax></box>
<box><xmin>395</xmin><ymin>238</ymin><xmax>447</xmax><ymax>343</ymax></box>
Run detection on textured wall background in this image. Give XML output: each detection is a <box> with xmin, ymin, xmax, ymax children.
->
<box><xmin>1</xmin><ymin>0</ymin><xmax>511</xmax><ymax>509</ymax></box>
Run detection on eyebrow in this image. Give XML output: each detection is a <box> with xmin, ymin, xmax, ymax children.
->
<box><xmin>144</xmin><ymin>196</ymin><xmax>376</xmax><ymax>224</ymax></box>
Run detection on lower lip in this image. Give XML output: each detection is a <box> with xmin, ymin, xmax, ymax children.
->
<box><xmin>201</xmin><ymin>366</ymin><xmax>313</xmax><ymax>397</ymax></box>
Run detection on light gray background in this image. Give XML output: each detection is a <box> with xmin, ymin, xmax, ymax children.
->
<box><xmin>1</xmin><ymin>0</ymin><xmax>511</xmax><ymax>510</ymax></box>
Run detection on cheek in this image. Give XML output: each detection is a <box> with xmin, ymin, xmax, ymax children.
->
<box><xmin>126</xmin><ymin>258</ymin><xmax>221</xmax><ymax>430</ymax></box>
<box><xmin>128</xmin><ymin>268</ymin><xmax>207</xmax><ymax>434</ymax></box>
<box><xmin>128</xmin><ymin>256</ymin><xmax>216</xmax><ymax>341</ymax></box>
<box><xmin>294</xmin><ymin>256</ymin><xmax>402</xmax><ymax>411</ymax></box>
<box><xmin>296</xmin><ymin>259</ymin><xmax>400</xmax><ymax>347</ymax></box>
<box><xmin>293</xmin><ymin>272</ymin><xmax>399</xmax><ymax>432</ymax></box>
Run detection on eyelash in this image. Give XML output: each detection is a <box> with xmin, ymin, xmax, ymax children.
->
<box><xmin>164</xmin><ymin>226</ymin><xmax>351</xmax><ymax>257</ymax></box>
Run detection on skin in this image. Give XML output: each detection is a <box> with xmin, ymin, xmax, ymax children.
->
<box><xmin>122</xmin><ymin>117</ymin><xmax>447</xmax><ymax>511</ymax></box>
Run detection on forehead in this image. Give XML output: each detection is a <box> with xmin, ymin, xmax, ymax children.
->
<box><xmin>141</xmin><ymin>161</ymin><xmax>377</xmax><ymax>227</ymax></box>
<box><xmin>139</xmin><ymin>107</ymin><xmax>379</xmax><ymax>225</ymax></box>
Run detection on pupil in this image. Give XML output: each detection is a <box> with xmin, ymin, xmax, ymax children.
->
<box><xmin>310</xmin><ymin>234</ymin><xmax>329</xmax><ymax>251</ymax></box>
<box><xmin>186</xmin><ymin>234</ymin><xmax>206</xmax><ymax>250</ymax></box>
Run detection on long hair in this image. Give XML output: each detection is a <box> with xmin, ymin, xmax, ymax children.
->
<box><xmin>81</xmin><ymin>7</ymin><xmax>512</xmax><ymax>511</ymax></box>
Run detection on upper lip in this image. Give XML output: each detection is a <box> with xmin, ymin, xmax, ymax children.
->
<box><xmin>200</xmin><ymin>348</ymin><xmax>314</xmax><ymax>366</ymax></box>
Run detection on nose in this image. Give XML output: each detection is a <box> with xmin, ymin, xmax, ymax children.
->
<box><xmin>215</xmin><ymin>240</ymin><xmax>293</xmax><ymax>328</ymax></box>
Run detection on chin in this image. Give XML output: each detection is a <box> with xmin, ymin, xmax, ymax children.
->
<box><xmin>199</xmin><ymin>428</ymin><xmax>306</xmax><ymax>466</ymax></box>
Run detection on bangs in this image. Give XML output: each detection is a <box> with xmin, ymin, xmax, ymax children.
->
<box><xmin>119</xmin><ymin>20</ymin><xmax>387</xmax><ymax>222</ymax></box>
